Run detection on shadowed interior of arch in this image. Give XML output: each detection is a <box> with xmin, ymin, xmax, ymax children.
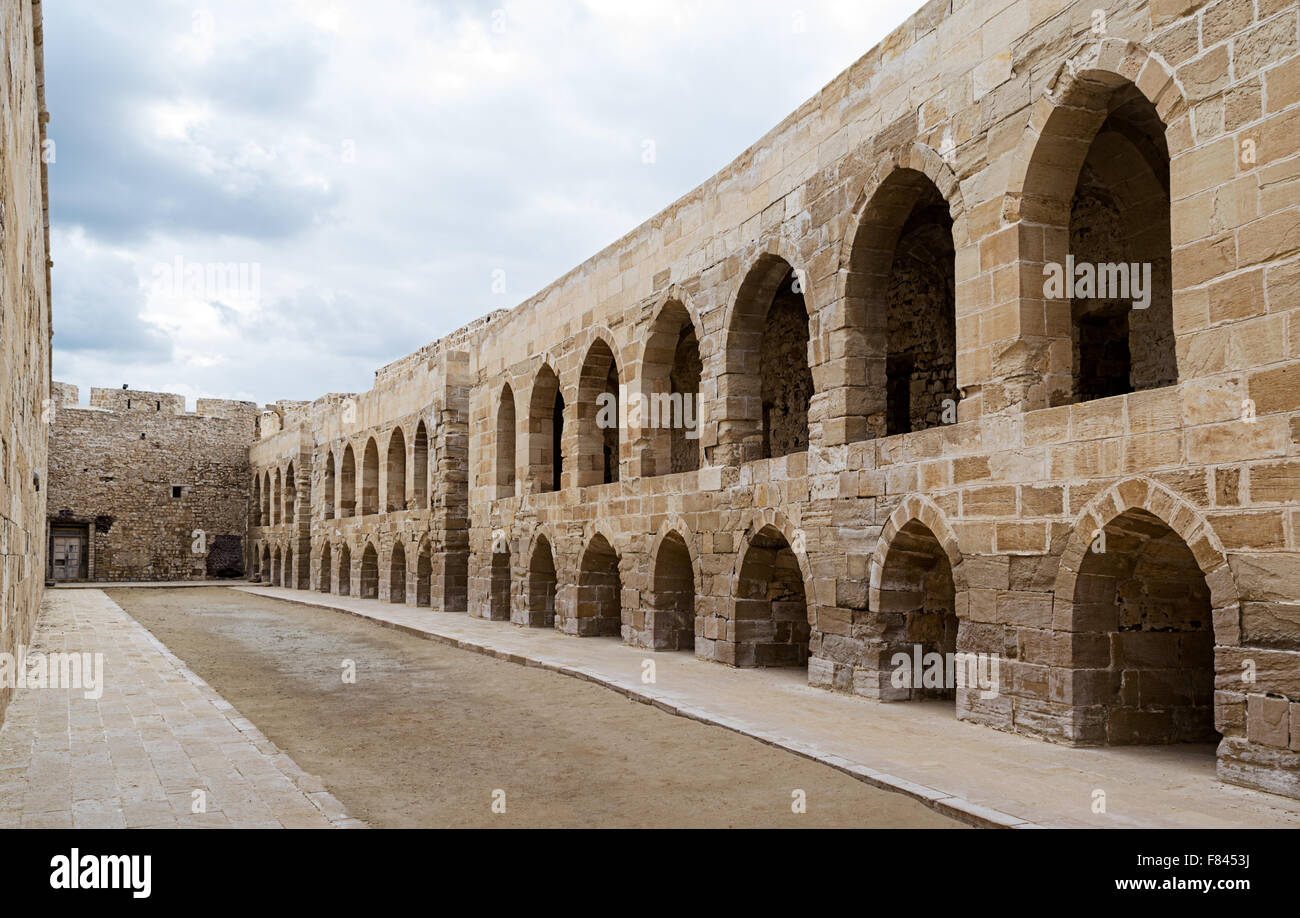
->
<box><xmin>641</xmin><ymin>299</ymin><xmax>702</xmax><ymax>477</ymax></box>
<box><xmin>339</xmin><ymin>445</ymin><xmax>356</xmax><ymax>518</ymax></box>
<box><xmin>389</xmin><ymin>542</ymin><xmax>406</xmax><ymax>604</ymax></box>
<box><xmin>651</xmin><ymin>531</ymin><xmax>696</xmax><ymax>651</ymax></box>
<box><xmin>724</xmin><ymin>255</ymin><xmax>812</xmax><ymax>462</ymax></box>
<box><xmin>876</xmin><ymin>519</ymin><xmax>959</xmax><ymax>704</ymax></box>
<box><xmin>575</xmin><ymin>534</ymin><xmax>622</xmax><ymax>638</ymax></box>
<box><xmin>734</xmin><ymin>526</ymin><xmax>809</xmax><ymax>667</ymax></box>
<box><xmin>416</xmin><ymin>541</ymin><xmax>432</xmax><ymax>607</ymax></box>
<box><xmin>360</xmin><ymin>543</ymin><xmax>379</xmax><ymax>599</ymax></box>
<box><xmin>318</xmin><ymin>543</ymin><xmax>331</xmax><ymax>592</ymax></box>
<box><xmin>413</xmin><ymin>421</ymin><xmax>429</xmax><ymax>509</ymax></box>
<box><xmin>323</xmin><ymin>451</ymin><xmax>335</xmax><ymax>519</ymax></box>
<box><xmin>526</xmin><ymin>537</ymin><xmax>557</xmax><ymax>628</ymax></box>
<box><xmin>577</xmin><ymin>340</ymin><xmax>621</xmax><ymax>487</ymax></box>
<box><xmin>527</xmin><ymin>366</ymin><xmax>563</xmax><ymax>493</ymax></box>
<box><xmin>1070</xmin><ymin>507</ymin><xmax>1217</xmax><ymax>746</ymax></box>
<box><xmin>387</xmin><ymin>428</ymin><xmax>406</xmax><ymax>512</ymax></box>
<box><xmin>337</xmin><ymin>544</ymin><xmax>352</xmax><ymax>596</ymax></box>
<box><xmin>1021</xmin><ymin>72</ymin><xmax>1175</xmax><ymax>406</ymax></box>
<box><xmin>845</xmin><ymin>168</ymin><xmax>957</xmax><ymax>440</ymax></box>
<box><xmin>284</xmin><ymin>463</ymin><xmax>296</xmax><ymax>525</ymax></box>
<box><xmin>445</xmin><ymin>545</ymin><xmax>469</xmax><ymax>612</ymax></box>
<box><xmin>361</xmin><ymin>439</ymin><xmax>380</xmax><ymax>516</ymax></box>
<box><xmin>495</xmin><ymin>385</ymin><xmax>516</xmax><ymax>497</ymax></box>
<box><xmin>489</xmin><ymin>551</ymin><xmax>511</xmax><ymax>621</ymax></box>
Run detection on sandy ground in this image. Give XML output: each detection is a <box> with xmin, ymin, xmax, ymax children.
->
<box><xmin>107</xmin><ymin>587</ymin><xmax>963</xmax><ymax>829</ymax></box>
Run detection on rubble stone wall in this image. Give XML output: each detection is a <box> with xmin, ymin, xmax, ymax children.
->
<box><xmin>46</xmin><ymin>387</ymin><xmax>258</xmax><ymax>582</ymax></box>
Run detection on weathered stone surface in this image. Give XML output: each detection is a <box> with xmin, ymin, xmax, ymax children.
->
<box><xmin>0</xmin><ymin>1</ymin><xmax>51</xmax><ymax>727</ymax></box>
<box><xmin>33</xmin><ymin>0</ymin><xmax>1300</xmax><ymax>800</ymax></box>
<box><xmin>45</xmin><ymin>388</ymin><xmax>257</xmax><ymax>582</ymax></box>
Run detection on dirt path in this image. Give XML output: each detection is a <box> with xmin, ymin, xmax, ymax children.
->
<box><xmin>108</xmin><ymin>587</ymin><xmax>963</xmax><ymax>829</ymax></box>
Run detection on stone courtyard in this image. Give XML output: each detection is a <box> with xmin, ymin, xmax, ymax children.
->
<box><xmin>235</xmin><ymin>0</ymin><xmax>1300</xmax><ymax>804</ymax></box>
<box><xmin>5</xmin><ymin>0</ymin><xmax>1300</xmax><ymax>829</ymax></box>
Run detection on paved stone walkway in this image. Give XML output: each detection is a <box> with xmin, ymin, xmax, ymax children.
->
<box><xmin>241</xmin><ymin>584</ymin><xmax>1300</xmax><ymax>829</ymax></box>
<box><xmin>0</xmin><ymin>589</ymin><xmax>360</xmax><ymax>828</ymax></box>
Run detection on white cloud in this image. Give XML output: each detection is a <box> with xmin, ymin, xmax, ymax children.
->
<box><xmin>46</xmin><ymin>0</ymin><xmax>920</xmax><ymax>405</ymax></box>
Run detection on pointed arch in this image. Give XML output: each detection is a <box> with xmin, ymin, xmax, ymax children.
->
<box><xmin>340</xmin><ymin>444</ymin><xmax>357</xmax><ymax>518</ymax></box>
<box><xmin>360</xmin><ymin>542</ymin><xmax>379</xmax><ymax>598</ymax></box>
<box><xmin>524</xmin><ymin>531</ymin><xmax>558</xmax><ymax>628</ymax></box>
<box><xmin>719</xmin><ymin>245</ymin><xmax>814</xmax><ymax>463</ymax></box>
<box><xmin>571</xmin><ymin>532</ymin><xmax>622</xmax><ymax>638</ymax></box>
<box><xmin>361</xmin><ymin>438</ymin><xmax>380</xmax><ymax>515</ymax></box>
<box><xmin>1051</xmin><ymin>478</ymin><xmax>1231</xmax><ymax>746</ymax></box>
<box><xmin>1005</xmin><ymin>39</ymin><xmax>1187</xmax><ymax>411</ymax></box>
<box><xmin>527</xmin><ymin>363</ymin><xmax>563</xmax><ymax>493</ymax></box>
<box><xmin>866</xmin><ymin>495</ymin><xmax>966</xmax><ymax>704</ymax></box>
<box><xmin>575</xmin><ymin>334</ymin><xmax>622</xmax><ymax>488</ymax></box>
<box><xmin>318</xmin><ymin>542</ymin><xmax>332</xmax><ymax>593</ymax></box>
<box><xmin>389</xmin><ymin>541</ymin><xmax>407</xmax><ymax>604</ymax></box>
<box><xmin>323</xmin><ymin>450</ymin><xmax>336</xmax><ymax>520</ymax></box>
<box><xmin>650</xmin><ymin>528</ymin><xmax>697</xmax><ymax>651</ymax></box>
<box><xmin>841</xmin><ymin>156</ymin><xmax>961</xmax><ymax>440</ymax></box>
<box><xmin>495</xmin><ymin>384</ymin><xmax>517</xmax><ymax>498</ymax></box>
<box><xmin>730</xmin><ymin>520</ymin><xmax>811</xmax><ymax>668</ymax></box>
<box><xmin>415</xmin><ymin>538</ymin><xmax>432</xmax><ymax>607</ymax></box>
<box><xmin>413</xmin><ymin>420</ymin><xmax>429</xmax><ymax>510</ymax></box>
<box><xmin>489</xmin><ymin>543</ymin><xmax>512</xmax><ymax>622</ymax></box>
<box><xmin>639</xmin><ymin>289</ymin><xmax>704</xmax><ymax>476</ymax></box>
<box><xmin>338</xmin><ymin>543</ymin><xmax>352</xmax><ymax>596</ymax></box>
<box><xmin>284</xmin><ymin>461</ymin><xmax>297</xmax><ymax>526</ymax></box>
<box><xmin>386</xmin><ymin>427</ymin><xmax>407</xmax><ymax>512</ymax></box>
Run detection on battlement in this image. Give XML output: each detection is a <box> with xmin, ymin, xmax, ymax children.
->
<box><xmin>57</xmin><ymin>383</ymin><xmax>260</xmax><ymax>422</ymax></box>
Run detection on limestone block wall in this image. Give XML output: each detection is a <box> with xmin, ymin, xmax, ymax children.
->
<box><xmin>248</xmin><ymin>330</ymin><xmax>475</xmax><ymax>611</ymax></box>
<box><xmin>244</xmin><ymin>0</ymin><xmax>1300</xmax><ymax>800</ymax></box>
<box><xmin>0</xmin><ymin>0</ymin><xmax>50</xmax><ymax>725</ymax></box>
<box><xmin>46</xmin><ymin>387</ymin><xmax>258</xmax><ymax>581</ymax></box>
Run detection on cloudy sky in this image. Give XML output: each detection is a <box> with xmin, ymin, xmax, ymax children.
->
<box><xmin>46</xmin><ymin>0</ymin><xmax>916</xmax><ymax>408</ymax></box>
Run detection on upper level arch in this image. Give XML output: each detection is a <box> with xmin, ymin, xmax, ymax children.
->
<box><xmin>718</xmin><ymin>240</ymin><xmax>817</xmax><ymax>465</ymax></box>
<box><xmin>1002</xmin><ymin>39</ymin><xmax>1190</xmax><ymax>414</ymax></box>
<box><xmin>637</xmin><ymin>285</ymin><xmax>705</xmax><ymax>477</ymax></box>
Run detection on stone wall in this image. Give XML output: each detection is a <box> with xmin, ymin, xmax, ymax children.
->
<box><xmin>46</xmin><ymin>386</ymin><xmax>258</xmax><ymax>581</ymax></box>
<box><xmin>244</xmin><ymin>0</ymin><xmax>1300</xmax><ymax>800</ymax></box>
<box><xmin>0</xmin><ymin>0</ymin><xmax>50</xmax><ymax>725</ymax></box>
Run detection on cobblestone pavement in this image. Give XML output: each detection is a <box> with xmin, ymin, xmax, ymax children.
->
<box><xmin>0</xmin><ymin>589</ymin><xmax>361</xmax><ymax>828</ymax></box>
<box><xmin>241</xmin><ymin>584</ymin><xmax>1300</xmax><ymax>829</ymax></box>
